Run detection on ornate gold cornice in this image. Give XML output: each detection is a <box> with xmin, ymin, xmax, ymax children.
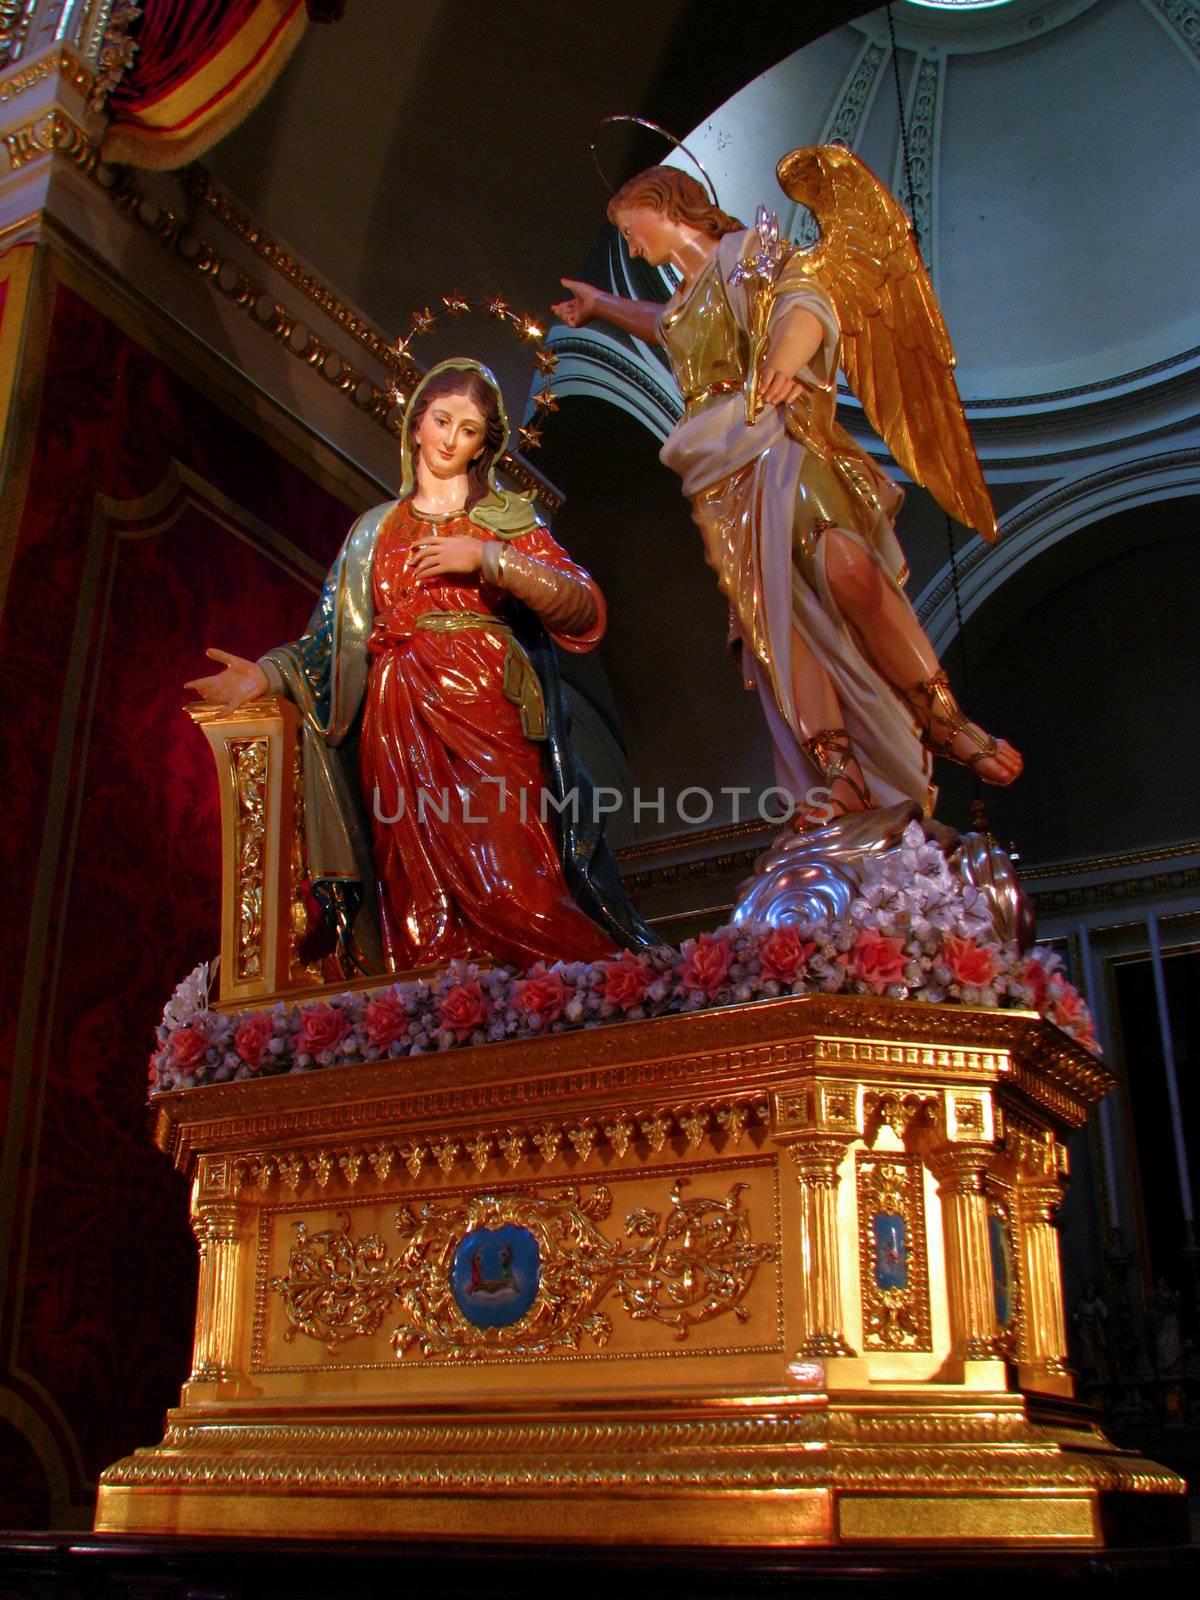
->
<box><xmin>180</xmin><ymin>166</ymin><xmax>562</xmax><ymax>512</ymax></box>
<box><xmin>3</xmin><ymin>106</ymin><xmax>98</xmax><ymax>171</ymax></box>
<box><xmin>616</xmin><ymin>814</ymin><xmax>779</xmax><ymax>867</ymax></box>
<box><xmin>183</xmin><ymin>166</ymin><xmax>423</xmax><ymax>393</ymax></box>
<box><xmin>1018</xmin><ymin>837</ymin><xmax>1200</xmax><ymax>882</ymax></box>
<box><xmin>620</xmin><ymin>828</ymin><xmax>1200</xmax><ymax>916</ymax></box>
<box><xmin>5</xmin><ymin>113</ymin><xmax>559</xmax><ymax>513</ymax></box>
<box><xmin>0</xmin><ymin>47</ymin><xmax>93</xmax><ymax>104</ymax></box>
<box><xmin>1028</xmin><ymin>865</ymin><xmax>1200</xmax><ymax>918</ymax></box>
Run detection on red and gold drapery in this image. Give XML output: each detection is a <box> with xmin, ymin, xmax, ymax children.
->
<box><xmin>102</xmin><ymin>2</ymin><xmax>330</xmax><ymax>170</ymax></box>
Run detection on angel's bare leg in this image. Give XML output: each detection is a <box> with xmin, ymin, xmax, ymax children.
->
<box><xmin>822</xmin><ymin>529</ymin><xmax>1022</xmax><ymax>784</ymax></box>
<box><xmin>787</xmin><ymin>625</ymin><xmax>876</xmax><ymax>819</ymax></box>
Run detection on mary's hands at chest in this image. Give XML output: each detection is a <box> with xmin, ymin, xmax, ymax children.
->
<box><xmin>406</xmin><ymin>532</ymin><xmax>485</xmax><ymax>586</ymax></box>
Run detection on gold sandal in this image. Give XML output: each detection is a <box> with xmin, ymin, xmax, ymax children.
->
<box><xmin>899</xmin><ymin>671</ymin><xmax>1000</xmax><ymax>776</ymax></box>
<box><xmin>797</xmin><ymin>727</ymin><xmax>876</xmax><ymax>826</ymax></box>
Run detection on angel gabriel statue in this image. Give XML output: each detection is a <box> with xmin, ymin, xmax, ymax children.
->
<box><xmin>554</xmin><ymin>145</ymin><xmax>1022</xmax><ymax>828</ymax></box>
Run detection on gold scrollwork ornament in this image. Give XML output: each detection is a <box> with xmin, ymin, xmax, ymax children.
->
<box><xmin>270</xmin><ymin>1213</ymin><xmax>401</xmax><ymax>1352</ymax></box>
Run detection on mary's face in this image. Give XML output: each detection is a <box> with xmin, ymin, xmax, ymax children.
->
<box><xmin>614</xmin><ymin>204</ymin><xmax>675</xmax><ymax>267</ymax></box>
<box><xmin>412</xmin><ymin>390</ymin><xmax>488</xmax><ymax>480</ymax></box>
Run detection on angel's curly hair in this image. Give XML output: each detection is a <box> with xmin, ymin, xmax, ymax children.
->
<box><xmin>607</xmin><ymin>166</ymin><xmax>743</xmax><ymax>239</ymax></box>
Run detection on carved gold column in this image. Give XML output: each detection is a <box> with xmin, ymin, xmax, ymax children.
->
<box><xmin>184</xmin><ymin>1158</ymin><xmax>253</xmax><ymax>1399</ymax></box>
<box><xmin>189</xmin><ymin>696</ymin><xmax>303</xmax><ymax>1005</ymax></box>
<box><xmin>928</xmin><ymin>1143</ymin><xmax>1001</xmax><ymax>1361</ymax></box>
<box><xmin>785</xmin><ymin>1134</ymin><xmax>856</xmax><ymax>1358</ymax></box>
<box><xmin>1014</xmin><ymin>1141</ymin><xmax>1072</xmax><ymax>1396</ymax></box>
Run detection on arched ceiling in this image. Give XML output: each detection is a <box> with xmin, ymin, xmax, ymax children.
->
<box><xmin>672</xmin><ymin>0</ymin><xmax>1200</xmax><ymax>403</ymax></box>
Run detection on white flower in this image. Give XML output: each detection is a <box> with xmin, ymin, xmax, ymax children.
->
<box><xmin>162</xmin><ymin>962</ymin><xmax>212</xmax><ymax>1030</ymax></box>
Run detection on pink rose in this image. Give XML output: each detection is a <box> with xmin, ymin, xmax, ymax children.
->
<box><xmin>169</xmin><ymin>1026</ymin><xmax>208</xmax><ymax>1068</ymax></box>
<box><xmin>942</xmin><ymin>935</ymin><xmax>998</xmax><ymax>990</ymax></box>
<box><xmin>1049</xmin><ymin>984</ymin><xmax>1089</xmax><ymax>1032</ymax></box>
<box><xmin>601</xmin><ymin>955</ymin><xmax>652</xmax><ymax>1010</ymax></box>
<box><xmin>760</xmin><ymin>926</ymin><xmax>816</xmax><ymax>984</ymax></box>
<box><xmin>364</xmin><ymin>989</ymin><xmax>409</xmax><ymax>1049</ymax></box>
<box><xmin>437</xmin><ymin>981</ymin><xmax>488</xmax><ymax>1041</ymax></box>
<box><xmin>850</xmin><ymin>929</ymin><xmax>906</xmax><ymax>994</ymax></box>
<box><xmin>234</xmin><ymin>1011</ymin><xmax>273</xmax><ymax>1068</ymax></box>
<box><xmin>680</xmin><ymin>934</ymin><xmax>733</xmax><ymax>996</ymax></box>
<box><xmin>295</xmin><ymin>1002</ymin><xmax>349</xmax><ymax>1057</ymax></box>
<box><xmin>515</xmin><ymin>968</ymin><xmax>569</xmax><ymax>1025</ymax></box>
<box><xmin>1018</xmin><ymin>956</ymin><xmax>1051</xmax><ymax>1011</ymax></box>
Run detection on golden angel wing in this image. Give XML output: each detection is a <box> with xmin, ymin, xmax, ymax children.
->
<box><xmin>776</xmin><ymin>143</ymin><xmax>997</xmax><ymax>543</ymax></box>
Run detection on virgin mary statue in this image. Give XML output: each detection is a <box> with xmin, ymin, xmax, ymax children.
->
<box><xmin>188</xmin><ymin>359</ymin><xmax>654</xmax><ymax>973</ymax></box>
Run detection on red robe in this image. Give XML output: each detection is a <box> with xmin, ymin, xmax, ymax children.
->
<box><xmin>359</xmin><ymin>501</ymin><xmax>617</xmax><ymax>971</ymax></box>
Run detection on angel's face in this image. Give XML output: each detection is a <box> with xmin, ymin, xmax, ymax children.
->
<box><xmin>614</xmin><ymin>204</ymin><xmax>675</xmax><ymax>268</ymax></box>
<box><xmin>412</xmin><ymin>392</ymin><xmax>488</xmax><ymax>480</ymax></box>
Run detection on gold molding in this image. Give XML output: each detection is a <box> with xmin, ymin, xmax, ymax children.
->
<box><xmin>230</xmin><ymin>1096</ymin><xmax>769</xmax><ymax>1198</ymax></box>
<box><xmin>182</xmin><ymin>167</ymin><xmax>424</xmax><ymax>398</ymax></box>
<box><xmin>0</xmin><ymin>2</ymin><xmax>35</xmax><ymax>74</ymax></box>
<box><xmin>1018</xmin><ymin>837</ymin><xmax>1200</xmax><ymax>883</ymax></box>
<box><xmin>3</xmin><ymin>107</ymin><xmax>98</xmax><ymax>172</ymax></box>
<box><xmin>7</xmin><ymin>115</ymin><xmax>559</xmax><ymax>513</ymax></box>
<box><xmin>180</xmin><ymin>166</ymin><xmax>562</xmax><ymax>512</ymax></box>
<box><xmin>616</xmin><ymin>814</ymin><xmax>780</xmax><ymax>867</ymax></box>
<box><xmin>618</xmin><ymin>829</ymin><xmax>1200</xmax><ymax>910</ymax></box>
<box><xmin>0</xmin><ymin>47</ymin><xmax>94</xmax><ymax>105</ymax></box>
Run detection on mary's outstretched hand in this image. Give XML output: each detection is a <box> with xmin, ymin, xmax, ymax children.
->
<box><xmin>186</xmin><ymin>647</ymin><xmax>269</xmax><ymax>710</ymax></box>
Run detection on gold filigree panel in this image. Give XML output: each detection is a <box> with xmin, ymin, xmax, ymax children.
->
<box><xmin>228</xmin><ymin>738</ymin><xmax>267</xmax><ymax>981</ymax></box>
<box><xmin>255</xmin><ymin>1159</ymin><xmax>783</xmax><ymax>1372</ymax></box>
<box><xmin>856</xmin><ymin>1153</ymin><xmax>932</xmax><ymax>1352</ymax></box>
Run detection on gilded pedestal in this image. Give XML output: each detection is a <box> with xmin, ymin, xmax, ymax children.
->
<box><xmin>96</xmin><ymin>997</ymin><xmax>1185</xmax><ymax>1546</ymax></box>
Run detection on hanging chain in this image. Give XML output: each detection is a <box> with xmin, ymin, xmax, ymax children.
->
<box><xmin>886</xmin><ymin>4</ymin><xmax>981</xmax><ymax>812</ymax></box>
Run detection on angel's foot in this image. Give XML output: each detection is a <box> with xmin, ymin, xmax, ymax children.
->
<box><xmin>899</xmin><ymin>671</ymin><xmax>1023</xmax><ymax>786</ymax></box>
<box><xmin>795</xmin><ymin>728</ymin><xmax>877</xmax><ymax>829</ymax></box>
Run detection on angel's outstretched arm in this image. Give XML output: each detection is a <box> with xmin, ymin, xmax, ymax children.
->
<box><xmin>552</xmin><ymin>279</ymin><xmax>662</xmax><ymax>344</ymax></box>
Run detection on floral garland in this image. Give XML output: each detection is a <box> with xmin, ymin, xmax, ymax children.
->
<box><xmin>149</xmin><ymin>825</ymin><xmax>1098</xmax><ymax>1095</ymax></box>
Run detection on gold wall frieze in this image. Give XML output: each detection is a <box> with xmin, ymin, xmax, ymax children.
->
<box><xmin>0</xmin><ymin>46</ymin><xmax>93</xmax><ymax>103</ymax></box>
<box><xmin>268</xmin><ymin>1178</ymin><xmax>774</xmax><ymax>1361</ymax></box>
<box><xmin>231</xmin><ymin>1095</ymin><xmax>770</xmax><ymax>1197</ymax></box>
<box><xmin>3</xmin><ymin>106</ymin><xmax>98</xmax><ymax>171</ymax></box>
